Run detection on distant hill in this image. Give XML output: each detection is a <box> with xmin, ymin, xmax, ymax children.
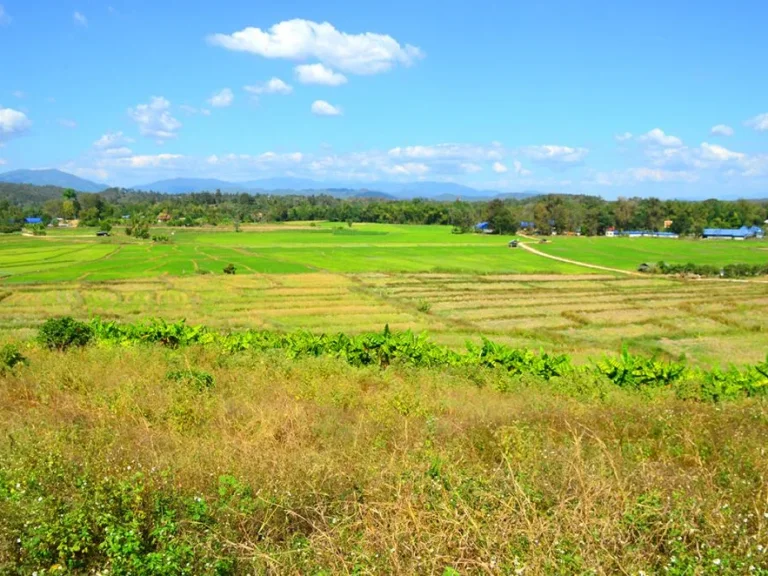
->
<box><xmin>129</xmin><ymin>177</ymin><xmax>531</xmax><ymax>200</ymax></box>
<box><xmin>0</xmin><ymin>170</ymin><xmax>542</xmax><ymax>200</ymax></box>
<box><xmin>130</xmin><ymin>178</ymin><xmax>249</xmax><ymax>194</ymax></box>
<box><xmin>0</xmin><ymin>169</ymin><xmax>108</xmax><ymax>193</ymax></box>
<box><xmin>241</xmin><ymin>177</ymin><xmax>324</xmax><ymax>191</ymax></box>
<box><xmin>354</xmin><ymin>190</ymin><xmax>398</xmax><ymax>200</ymax></box>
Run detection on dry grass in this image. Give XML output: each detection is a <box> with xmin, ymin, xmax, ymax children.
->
<box><xmin>1</xmin><ymin>345</ymin><xmax>767</xmax><ymax>574</ymax></box>
<box><xmin>1</xmin><ymin>273</ymin><xmax>767</xmax><ymax>365</ymax></box>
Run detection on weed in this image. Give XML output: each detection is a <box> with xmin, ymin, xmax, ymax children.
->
<box><xmin>0</xmin><ymin>343</ymin><xmax>27</xmax><ymax>372</ymax></box>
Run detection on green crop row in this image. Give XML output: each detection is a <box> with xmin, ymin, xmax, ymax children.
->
<box><xmin>25</xmin><ymin>317</ymin><xmax>768</xmax><ymax>402</ymax></box>
<box><xmin>639</xmin><ymin>260</ymin><xmax>768</xmax><ymax>277</ymax></box>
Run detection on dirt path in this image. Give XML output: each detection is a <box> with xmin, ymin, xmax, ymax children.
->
<box><xmin>519</xmin><ymin>240</ymin><xmax>768</xmax><ymax>284</ymax></box>
<box><xmin>517</xmin><ymin>241</ymin><xmax>642</xmax><ymax>276</ymax></box>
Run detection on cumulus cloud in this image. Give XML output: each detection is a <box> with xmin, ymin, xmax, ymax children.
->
<box><xmin>208</xmin><ymin>19</ymin><xmax>423</xmax><ymax>75</ymax></box>
<box><xmin>615</xmin><ymin>132</ymin><xmax>633</xmax><ymax>142</ymax></box>
<box><xmin>208</xmin><ymin>88</ymin><xmax>234</xmax><ymax>108</ymax></box>
<box><xmin>73</xmin><ymin>11</ymin><xmax>87</xmax><ymax>26</ymax></box>
<box><xmin>295</xmin><ymin>64</ymin><xmax>348</xmax><ymax>86</ymax></box>
<box><xmin>383</xmin><ymin>162</ymin><xmax>429</xmax><ymax>176</ymax></box>
<box><xmin>520</xmin><ymin>145</ymin><xmax>588</xmax><ymax>166</ymax></box>
<box><xmin>311</xmin><ymin>100</ymin><xmax>342</xmax><ymax>116</ymax></box>
<box><xmin>513</xmin><ymin>160</ymin><xmax>531</xmax><ymax>176</ymax></box>
<box><xmin>58</xmin><ymin>119</ymin><xmax>77</xmax><ymax>129</ymax></box>
<box><xmin>94</xmin><ymin>131</ymin><xmax>134</xmax><ymax>150</ymax></box>
<box><xmin>0</xmin><ymin>107</ymin><xmax>31</xmax><ymax>141</ymax></box>
<box><xmin>492</xmin><ymin>161</ymin><xmax>508</xmax><ymax>174</ymax></box>
<box><xmin>243</xmin><ymin>78</ymin><xmax>293</xmax><ymax>96</ymax></box>
<box><xmin>746</xmin><ymin>113</ymin><xmax>768</xmax><ymax>132</ymax></box>
<box><xmin>128</xmin><ymin>97</ymin><xmax>182</xmax><ymax>141</ymax></box>
<box><xmin>637</xmin><ymin>128</ymin><xmax>683</xmax><ymax>147</ymax></box>
<box><xmin>710</xmin><ymin>124</ymin><xmax>734</xmax><ymax>137</ymax></box>
<box><xmin>699</xmin><ymin>142</ymin><xmax>744</xmax><ymax>162</ymax></box>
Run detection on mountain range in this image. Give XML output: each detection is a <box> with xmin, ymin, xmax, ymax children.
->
<box><xmin>0</xmin><ymin>169</ymin><xmax>109</xmax><ymax>193</ymax></box>
<box><xmin>0</xmin><ymin>169</ymin><xmax>538</xmax><ymax>200</ymax></box>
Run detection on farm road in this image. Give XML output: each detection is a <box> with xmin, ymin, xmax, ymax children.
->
<box><xmin>518</xmin><ymin>241</ymin><xmax>641</xmax><ymax>276</ymax></box>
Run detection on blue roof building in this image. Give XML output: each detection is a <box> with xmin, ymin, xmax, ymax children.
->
<box><xmin>24</xmin><ymin>217</ymin><xmax>43</xmax><ymax>224</ymax></box>
<box><xmin>475</xmin><ymin>221</ymin><xmax>490</xmax><ymax>230</ymax></box>
<box><xmin>702</xmin><ymin>226</ymin><xmax>764</xmax><ymax>239</ymax></box>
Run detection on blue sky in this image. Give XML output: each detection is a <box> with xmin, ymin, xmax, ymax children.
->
<box><xmin>1</xmin><ymin>0</ymin><xmax>767</xmax><ymax>197</ymax></box>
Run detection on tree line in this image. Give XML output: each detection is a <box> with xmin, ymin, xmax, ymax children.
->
<box><xmin>1</xmin><ymin>183</ymin><xmax>767</xmax><ymax>236</ymax></box>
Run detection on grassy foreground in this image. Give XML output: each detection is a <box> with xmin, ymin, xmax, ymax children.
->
<box><xmin>2</xmin><ymin>343</ymin><xmax>768</xmax><ymax>574</ymax></box>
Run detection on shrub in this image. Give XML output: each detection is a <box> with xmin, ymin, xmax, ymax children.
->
<box><xmin>151</xmin><ymin>234</ymin><xmax>171</xmax><ymax>243</ymax></box>
<box><xmin>640</xmin><ymin>260</ymin><xmax>768</xmax><ymax>278</ymax></box>
<box><xmin>0</xmin><ymin>343</ymin><xmax>27</xmax><ymax>372</ymax></box>
<box><xmin>37</xmin><ymin>317</ymin><xmax>93</xmax><ymax>351</ymax></box>
<box><xmin>167</xmin><ymin>368</ymin><xmax>215</xmax><ymax>391</ymax></box>
<box><xmin>417</xmin><ymin>299</ymin><xmax>432</xmax><ymax>313</ymax></box>
<box><xmin>99</xmin><ymin>221</ymin><xmax>113</xmax><ymax>233</ymax></box>
<box><xmin>223</xmin><ymin>264</ymin><xmax>236</xmax><ymax>275</ymax></box>
<box><xmin>594</xmin><ymin>347</ymin><xmax>686</xmax><ymax>389</ymax></box>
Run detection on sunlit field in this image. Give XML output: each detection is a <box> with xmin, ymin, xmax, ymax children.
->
<box><xmin>532</xmin><ymin>234</ymin><xmax>768</xmax><ymax>269</ymax></box>
<box><xmin>2</xmin><ymin>223</ymin><xmax>767</xmax><ymax>366</ymax></box>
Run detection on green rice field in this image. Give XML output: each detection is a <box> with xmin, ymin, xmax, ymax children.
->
<box><xmin>533</xmin><ymin>234</ymin><xmax>768</xmax><ymax>269</ymax></box>
<box><xmin>0</xmin><ymin>223</ymin><xmax>587</xmax><ymax>282</ymax></box>
<box><xmin>1</xmin><ymin>222</ymin><xmax>767</xmax><ymax>366</ymax></box>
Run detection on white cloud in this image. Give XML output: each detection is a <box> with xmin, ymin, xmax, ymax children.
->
<box><xmin>513</xmin><ymin>160</ymin><xmax>531</xmax><ymax>176</ymax></box>
<box><xmin>492</xmin><ymin>161</ymin><xmax>508</xmax><ymax>174</ymax></box>
<box><xmin>629</xmin><ymin>167</ymin><xmax>698</xmax><ymax>183</ymax></box>
<box><xmin>0</xmin><ymin>5</ymin><xmax>10</xmax><ymax>25</ymax></box>
<box><xmin>180</xmin><ymin>105</ymin><xmax>211</xmax><ymax>116</ymax></box>
<box><xmin>208</xmin><ymin>19</ymin><xmax>423</xmax><ymax>75</ymax></box>
<box><xmin>123</xmin><ymin>154</ymin><xmax>184</xmax><ymax>168</ymax></box>
<box><xmin>73</xmin><ymin>11</ymin><xmax>87</xmax><ymax>26</ymax></box>
<box><xmin>208</xmin><ymin>88</ymin><xmax>234</xmax><ymax>108</ymax></box>
<box><xmin>520</xmin><ymin>145</ymin><xmax>588</xmax><ymax>165</ymax></box>
<box><xmin>699</xmin><ymin>142</ymin><xmax>744</xmax><ymax>162</ymax></box>
<box><xmin>311</xmin><ymin>100</ymin><xmax>342</xmax><ymax>116</ymax></box>
<box><xmin>710</xmin><ymin>124</ymin><xmax>734</xmax><ymax>137</ymax></box>
<box><xmin>93</xmin><ymin>131</ymin><xmax>134</xmax><ymax>150</ymax></box>
<box><xmin>243</xmin><ymin>78</ymin><xmax>293</xmax><ymax>96</ymax></box>
<box><xmin>0</xmin><ymin>158</ymin><xmax>6</xmax><ymax>166</ymax></box>
<box><xmin>615</xmin><ymin>132</ymin><xmax>633</xmax><ymax>142</ymax></box>
<box><xmin>746</xmin><ymin>113</ymin><xmax>768</xmax><ymax>132</ymax></box>
<box><xmin>70</xmin><ymin>166</ymin><xmax>109</xmax><ymax>182</ymax></box>
<box><xmin>128</xmin><ymin>97</ymin><xmax>182</xmax><ymax>141</ymax></box>
<box><xmin>11</xmin><ymin>90</ymin><xmax>24</xmax><ymax>99</ymax></box>
<box><xmin>295</xmin><ymin>63</ymin><xmax>348</xmax><ymax>86</ymax></box>
<box><xmin>388</xmin><ymin>143</ymin><xmax>502</xmax><ymax>161</ymax></box>
<box><xmin>58</xmin><ymin>119</ymin><xmax>77</xmax><ymax>129</ymax></box>
<box><xmin>0</xmin><ymin>107</ymin><xmax>31</xmax><ymax>141</ymax></box>
<box><xmin>383</xmin><ymin>162</ymin><xmax>429</xmax><ymax>176</ymax></box>
<box><xmin>460</xmin><ymin>163</ymin><xmax>482</xmax><ymax>173</ymax></box>
<box><xmin>740</xmin><ymin>154</ymin><xmax>768</xmax><ymax>177</ymax></box>
<box><xmin>637</xmin><ymin>128</ymin><xmax>683</xmax><ymax>147</ymax></box>
<box><xmin>102</xmin><ymin>146</ymin><xmax>133</xmax><ymax>158</ymax></box>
